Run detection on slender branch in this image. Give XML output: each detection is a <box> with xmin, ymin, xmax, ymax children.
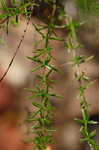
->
<box><xmin>0</xmin><ymin>17</ymin><xmax>8</xmax><ymax>24</ymax></box>
<box><xmin>0</xmin><ymin>16</ymin><xmax>31</xmax><ymax>82</ymax></box>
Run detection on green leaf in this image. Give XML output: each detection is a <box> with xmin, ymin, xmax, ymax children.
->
<box><xmin>32</xmin><ymin>102</ymin><xmax>43</xmax><ymax>108</ymax></box>
<box><xmin>89</xmin><ymin>130</ymin><xmax>96</xmax><ymax>138</ymax></box>
<box><xmin>88</xmin><ymin>120</ymin><xmax>98</xmax><ymax>125</ymax></box>
<box><xmin>74</xmin><ymin>118</ymin><xmax>84</xmax><ymax>124</ymax></box>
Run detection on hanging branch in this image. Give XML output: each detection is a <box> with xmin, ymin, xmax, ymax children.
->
<box><xmin>26</xmin><ymin>1</ymin><xmax>65</xmax><ymax>150</ymax></box>
<box><xmin>65</xmin><ymin>15</ymin><xmax>99</xmax><ymax>150</ymax></box>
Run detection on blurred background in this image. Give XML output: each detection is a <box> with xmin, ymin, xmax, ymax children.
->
<box><xmin>0</xmin><ymin>0</ymin><xmax>99</xmax><ymax>150</ymax></box>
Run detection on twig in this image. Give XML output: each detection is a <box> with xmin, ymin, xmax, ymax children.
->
<box><xmin>0</xmin><ymin>16</ymin><xmax>31</xmax><ymax>82</ymax></box>
<box><xmin>0</xmin><ymin>17</ymin><xmax>8</xmax><ymax>24</ymax></box>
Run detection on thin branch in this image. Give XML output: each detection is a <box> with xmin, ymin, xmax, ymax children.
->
<box><xmin>0</xmin><ymin>17</ymin><xmax>8</xmax><ymax>24</ymax></box>
<box><xmin>0</xmin><ymin>16</ymin><xmax>31</xmax><ymax>82</ymax></box>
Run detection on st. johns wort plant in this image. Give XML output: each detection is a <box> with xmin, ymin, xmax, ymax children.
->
<box><xmin>1</xmin><ymin>0</ymin><xmax>99</xmax><ymax>150</ymax></box>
